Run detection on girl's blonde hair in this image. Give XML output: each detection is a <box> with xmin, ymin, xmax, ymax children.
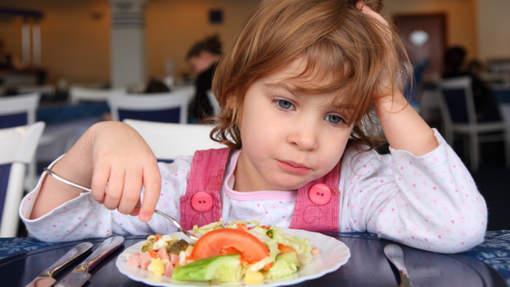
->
<box><xmin>211</xmin><ymin>0</ymin><xmax>411</xmax><ymax>150</ymax></box>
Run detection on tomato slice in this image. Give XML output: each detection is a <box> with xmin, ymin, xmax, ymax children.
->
<box><xmin>278</xmin><ymin>243</ymin><xmax>296</xmax><ymax>254</ymax></box>
<box><xmin>191</xmin><ymin>228</ymin><xmax>269</xmax><ymax>263</ymax></box>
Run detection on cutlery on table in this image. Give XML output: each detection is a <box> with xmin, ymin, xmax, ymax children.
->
<box><xmin>25</xmin><ymin>242</ymin><xmax>93</xmax><ymax>287</ymax></box>
<box><xmin>46</xmin><ymin>168</ymin><xmax>198</xmax><ymax>242</ymax></box>
<box><xmin>55</xmin><ymin>236</ymin><xmax>124</xmax><ymax>287</ymax></box>
<box><xmin>384</xmin><ymin>244</ymin><xmax>414</xmax><ymax>287</ymax></box>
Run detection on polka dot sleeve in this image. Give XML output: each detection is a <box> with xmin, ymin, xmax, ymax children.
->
<box><xmin>19</xmin><ymin>156</ymin><xmax>193</xmax><ymax>242</ymax></box>
<box><xmin>340</xmin><ymin>129</ymin><xmax>487</xmax><ymax>253</ymax></box>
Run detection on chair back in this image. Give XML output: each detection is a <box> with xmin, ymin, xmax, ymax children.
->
<box><xmin>109</xmin><ymin>88</ymin><xmax>193</xmax><ymax>124</ymax></box>
<box><xmin>0</xmin><ymin>122</ymin><xmax>45</xmax><ymax>237</ymax></box>
<box><xmin>70</xmin><ymin>86</ymin><xmax>123</xmax><ymax>104</ymax></box>
<box><xmin>124</xmin><ymin>119</ymin><xmax>224</xmax><ymax>161</ymax></box>
<box><xmin>207</xmin><ymin>90</ymin><xmax>221</xmax><ymax>116</ymax></box>
<box><xmin>439</xmin><ymin>77</ymin><xmax>477</xmax><ymax>126</ymax></box>
<box><xmin>492</xmin><ymin>84</ymin><xmax>510</xmax><ymax>124</ymax></box>
<box><xmin>0</xmin><ymin>94</ymin><xmax>40</xmax><ymax>129</ymax></box>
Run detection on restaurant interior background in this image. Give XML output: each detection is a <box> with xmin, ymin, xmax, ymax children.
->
<box><xmin>0</xmin><ymin>0</ymin><xmax>509</xmax><ymax>236</ymax></box>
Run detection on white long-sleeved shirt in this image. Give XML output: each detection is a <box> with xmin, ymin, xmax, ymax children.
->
<box><xmin>19</xmin><ymin>130</ymin><xmax>487</xmax><ymax>253</ymax></box>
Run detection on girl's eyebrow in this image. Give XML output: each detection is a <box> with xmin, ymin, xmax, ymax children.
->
<box><xmin>331</xmin><ymin>102</ymin><xmax>354</xmax><ymax>110</ymax></box>
<box><xmin>262</xmin><ymin>82</ymin><xmax>298</xmax><ymax>95</ymax></box>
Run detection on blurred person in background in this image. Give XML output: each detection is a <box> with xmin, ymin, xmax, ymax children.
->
<box><xmin>143</xmin><ymin>77</ymin><xmax>171</xmax><ymax>94</ymax></box>
<box><xmin>0</xmin><ymin>40</ymin><xmax>13</xmax><ymax>71</ymax></box>
<box><xmin>186</xmin><ymin>35</ymin><xmax>222</xmax><ymax>123</ymax></box>
<box><xmin>442</xmin><ymin>45</ymin><xmax>501</xmax><ymax>122</ymax></box>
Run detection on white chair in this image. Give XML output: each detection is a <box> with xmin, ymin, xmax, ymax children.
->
<box><xmin>439</xmin><ymin>77</ymin><xmax>507</xmax><ymax>170</ymax></box>
<box><xmin>124</xmin><ymin>119</ymin><xmax>224</xmax><ymax>160</ymax></box>
<box><xmin>17</xmin><ymin>85</ymin><xmax>55</xmax><ymax>95</ymax></box>
<box><xmin>0</xmin><ymin>122</ymin><xmax>45</xmax><ymax>237</ymax></box>
<box><xmin>492</xmin><ymin>84</ymin><xmax>510</xmax><ymax>167</ymax></box>
<box><xmin>0</xmin><ymin>94</ymin><xmax>40</xmax><ymax>129</ymax></box>
<box><xmin>0</xmin><ymin>94</ymin><xmax>41</xmax><ymax>190</ymax></box>
<box><xmin>109</xmin><ymin>88</ymin><xmax>193</xmax><ymax>124</ymax></box>
<box><xmin>207</xmin><ymin>90</ymin><xmax>221</xmax><ymax>116</ymax></box>
<box><xmin>69</xmin><ymin>86</ymin><xmax>123</xmax><ymax>104</ymax></box>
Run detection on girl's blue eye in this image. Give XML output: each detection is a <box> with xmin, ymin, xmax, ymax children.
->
<box><xmin>325</xmin><ymin>114</ymin><xmax>344</xmax><ymax>125</ymax></box>
<box><xmin>275</xmin><ymin>99</ymin><xmax>295</xmax><ymax>110</ymax></box>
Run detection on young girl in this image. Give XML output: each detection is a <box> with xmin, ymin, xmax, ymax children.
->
<box><xmin>21</xmin><ymin>0</ymin><xmax>486</xmax><ymax>254</ymax></box>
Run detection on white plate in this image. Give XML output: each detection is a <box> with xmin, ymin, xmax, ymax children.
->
<box><xmin>116</xmin><ymin>229</ymin><xmax>351</xmax><ymax>286</ymax></box>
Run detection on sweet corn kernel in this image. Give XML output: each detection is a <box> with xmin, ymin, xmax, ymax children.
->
<box><xmin>148</xmin><ymin>258</ymin><xmax>165</xmax><ymax>276</ymax></box>
<box><xmin>244</xmin><ymin>270</ymin><xmax>264</xmax><ymax>285</ymax></box>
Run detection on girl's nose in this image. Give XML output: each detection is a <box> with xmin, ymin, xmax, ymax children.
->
<box><xmin>287</xmin><ymin>120</ymin><xmax>319</xmax><ymax>151</ymax></box>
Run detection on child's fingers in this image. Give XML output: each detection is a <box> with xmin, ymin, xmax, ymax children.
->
<box><xmin>91</xmin><ymin>161</ymin><xmax>110</xmax><ymax>203</ymax></box>
<box><xmin>355</xmin><ymin>0</ymin><xmax>365</xmax><ymax>10</ymax></box>
<box><xmin>357</xmin><ymin>1</ymin><xmax>389</xmax><ymax>27</ymax></box>
<box><xmin>118</xmin><ymin>167</ymin><xmax>142</xmax><ymax>215</ymax></box>
<box><xmin>130</xmin><ymin>206</ymin><xmax>141</xmax><ymax>216</ymax></box>
<box><xmin>103</xmin><ymin>167</ymin><xmax>125</xmax><ymax>210</ymax></box>
<box><xmin>139</xmin><ymin>162</ymin><xmax>161</xmax><ymax>221</ymax></box>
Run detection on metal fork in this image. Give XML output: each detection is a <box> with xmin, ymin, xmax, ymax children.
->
<box><xmin>384</xmin><ymin>244</ymin><xmax>413</xmax><ymax>287</ymax></box>
<box><xmin>46</xmin><ymin>168</ymin><xmax>198</xmax><ymax>242</ymax></box>
<box><xmin>153</xmin><ymin>210</ymin><xmax>198</xmax><ymax>242</ymax></box>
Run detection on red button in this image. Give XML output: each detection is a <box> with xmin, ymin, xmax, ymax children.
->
<box><xmin>191</xmin><ymin>191</ymin><xmax>213</xmax><ymax>212</ymax></box>
<box><xmin>308</xmin><ymin>183</ymin><xmax>332</xmax><ymax>205</ymax></box>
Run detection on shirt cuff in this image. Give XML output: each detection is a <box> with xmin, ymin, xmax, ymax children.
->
<box><xmin>388</xmin><ymin>128</ymin><xmax>448</xmax><ymax>160</ymax></box>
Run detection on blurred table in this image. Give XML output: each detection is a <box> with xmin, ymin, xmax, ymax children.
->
<box><xmin>35</xmin><ymin>102</ymin><xmax>110</xmax><ymax>172</ymax></box>
<box><xmin>0</xmin><ymin>231</ymin><xmax>508</xmax><ymax>286</ymax></box>
<box><xmin>37</xmin><ymin>101</ymin><xmax>109</xmax><ymax>125</ymax></box>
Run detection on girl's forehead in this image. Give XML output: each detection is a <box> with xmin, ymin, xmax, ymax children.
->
<box><xmin>260</xmin><ymin>57</ymin><xmax>346</xmax><ymax>98</ymax></box>
<box><xmin>265</xmin><ymin>57</ymin><xmax>313</xmax><ymax>82</ymax></box>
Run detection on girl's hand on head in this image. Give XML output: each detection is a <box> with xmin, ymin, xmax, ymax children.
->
<box><xmin>90</xmin><ymin>122</ymin><xmax>161</xmax><ymax>222</ymax></box>
<box><xmin>356</xmin><ymin>1</ymin><xmax>406</xmax><ymax>108</ymax></box>
<box><xmin>356</xmin><ymin>1</ymin><xmax>388</xmax><ymax>27</ymax></box>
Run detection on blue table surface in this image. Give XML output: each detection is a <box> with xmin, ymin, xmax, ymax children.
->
<box><xmin>1</xmin><ymin>230</ymin><xmax>509</xmax><ymax>286</ymax></box>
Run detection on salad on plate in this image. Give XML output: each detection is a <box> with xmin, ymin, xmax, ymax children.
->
<box><xmin>126</xmin><ymin>220</ymin><xmax>318</xmax><ymax>285</ymax></box>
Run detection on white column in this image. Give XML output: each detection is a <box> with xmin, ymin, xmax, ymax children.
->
<box><xmin>109</xmin><ymin>0</ymin><xmax>147</xmax><ymax>89</ymax></box>
<box><xmin>21</xmin><ymin>22</ymin><xmax>31</xmax><ymax>66</ymax></box>
<box><xmin>32</xmin><ymin>24</ymin><xmax>41</xmax><ymax>66</ymax></box>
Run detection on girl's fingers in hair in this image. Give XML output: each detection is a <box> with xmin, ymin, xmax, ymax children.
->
<box><xmin>139</xmin><ymin>161</ymin><xmax>161</xmax><ymax>221</ymax></box>
<box><xmin>91</xmin><ymin>161</ymin><xmax>110</xmax><ymax>203</ymax></box>
<box><xmin>357</xmin><ymin>1</ymin><xmax>388</xmax><ymax>27</ymax></box>
<box><xmin>355</xmin><ymin>0</ymin><xmax>366</xmax><ymax>10</ymax></box>
<box><xmin>103</xmin><ymin>167</ymin><xmax>125</xmax><ymax>210</ymax></box>
<box><xmin>118</xmin><ymin>168</ymin><xmax>142</xmax><ymax>215</ymax></box>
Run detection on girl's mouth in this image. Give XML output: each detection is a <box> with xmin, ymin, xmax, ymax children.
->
<box><xmin>277</xmin><ymin>160</ymin><xmax>312</xmax><ymax>175</ymax></box>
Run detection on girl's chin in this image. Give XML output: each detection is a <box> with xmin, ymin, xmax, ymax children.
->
<box><xmin>268</xmin><ymin>174</ymin><xmax>312</xmax><ymax>191</ymax></box>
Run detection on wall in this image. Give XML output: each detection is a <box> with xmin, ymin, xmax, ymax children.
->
<box><xmin>475</xmin><ymin>0</ymin><xmax>510</xmax><ymax>61</ymax></box>
<box><xmin>0</xmin><ymin>0</ymin><xmax>110</xmax><ymax>84</ymax></box>
<box><xmin>145</xmin><ymin>0</ymin><xmax>259</xmax><ymax>80</ymax></box>
<box><xmin>383</xmin><ymin>0</ymin><xmax>478</xmax><ymax>59</ymax></box>
<box><xmin>0</xmin><ymin>0</ymin><xmax>259</xmax><ymax>84</ymax></box>
<box><xmin>1</xmin><ymin>0</ymin><xmax>508</xmax><ymax>84</ymax></box>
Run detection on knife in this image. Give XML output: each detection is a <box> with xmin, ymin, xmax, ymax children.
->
<box><xmin>55</xmin><ymin>236</ymin><xmax>124</xmax><ymax>287</ymax></box>
<box><xmin>25</xmin><ymin>242</ymin><xmax>93</xmax><ymax>287</ymax></box>
<box><xmin>384</xmin><ymin>244</ymin><xmax>413</xmax><ymax>287</ymax></box>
